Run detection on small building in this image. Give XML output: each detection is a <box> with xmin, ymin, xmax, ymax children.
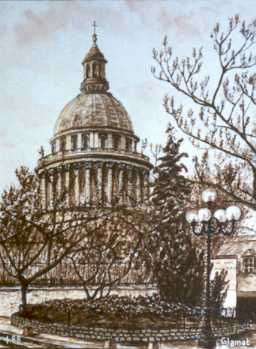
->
<box><xmin>215</xmin><ymin>235</ymin><xmax>256</xmax><ymax>319</ymax></box>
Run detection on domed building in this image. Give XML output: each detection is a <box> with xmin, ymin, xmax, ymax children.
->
<box><xmin>37</xmin><ymin>31</ymin><xmax>152</xmax><ymax>209</ymax></box>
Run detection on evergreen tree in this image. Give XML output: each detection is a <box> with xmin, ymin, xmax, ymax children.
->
<box><xmin>210</xmin><ymin>269</ymin><xmax>228</xmax><ymax>316</ymax></box>
<box><xmin>150</xmin><ymin>127</ymin><xmax>205</xmax><ymax>306</ymax></box>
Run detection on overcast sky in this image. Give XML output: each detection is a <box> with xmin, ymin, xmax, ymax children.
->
<box><xmin>0</xmin><ymin>0</ymin><xmax>255</xmax><ymax>193</ymax></box>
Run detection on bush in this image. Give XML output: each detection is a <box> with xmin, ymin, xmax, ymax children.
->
<box><xmin>22</xmin><ymin>295</ymin><xmax>202</xmax><ymax>329</ymax></box>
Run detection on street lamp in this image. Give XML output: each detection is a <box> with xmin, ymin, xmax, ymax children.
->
<box><xmin>186</xmin><ymin>189</ymin><xmax>241</xmax><ymax>348</ymax></box>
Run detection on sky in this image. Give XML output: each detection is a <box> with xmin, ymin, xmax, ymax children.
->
<box><xmin>0</xmin><ymin>0</ymin><xmax>255</xmax><ymax>194</ymax></box>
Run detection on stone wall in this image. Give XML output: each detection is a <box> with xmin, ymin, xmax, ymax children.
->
<box><xmin>0</xmin><ymin>285</ymin><xmax>156</xmax><ymax>317</ymax></box>
<box><xmin>11</xmin><ymin>312</ymin><xmax>252</xmax><ymax>343</ymax></box>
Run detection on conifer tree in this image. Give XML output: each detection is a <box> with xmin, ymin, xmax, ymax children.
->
<box><xmin>150</xmin><ymin>127</ymin><xmax>204</xmax><ymax>306</ymax></box>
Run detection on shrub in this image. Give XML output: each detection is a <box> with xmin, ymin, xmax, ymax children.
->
<box><xmin>22</xmin><ymin>295</ymin><xmax>202</xmax><ymax>328</ymax></box>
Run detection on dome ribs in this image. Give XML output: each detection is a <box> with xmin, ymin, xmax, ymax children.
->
<box><xmin>54</xmin><ymin>93</ymin><xmax>134</xmax><ymax>135</ymax></box>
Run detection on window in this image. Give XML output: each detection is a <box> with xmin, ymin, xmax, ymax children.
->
<box><xmin>82</xmin><ymin>133</ymin><xmax>90</xmax><ymax>150</ymax></box>
<box><xmin>113</xmin><ymin>134</ymin><xmax>120</xmax><ymax>150</ymax></box>
<box><xmin>71</xmin><ymin>134</ymin><xmax>77</xmax><ymax>151</ymax></box>
<box><xmin>243</xmin><ymin>249</ymin><xmax>256</xmax><ymax>274</ymax></box>
<box><xmin>60</xmin><ymin>137</ymin><xmax>66</xmax><ymax>152</ymax></box>
<box><xmin>244</xmin><ymin>257</ymin><xmax>256</xmax><ymax>273</ymax></box>
<box><xmin>92</xmin><ymin>62</ymin><xmax>97</xmax><ymax>77</ymax></box>
<box><xmin>95</xmin><ymin>64</ymin><xmax>101</xmax><ymax>77</ymax></box>
<box><xmin>86</xmin><ymin>64</ymin><xmax>90</xmax><ymax>78</ymax></box>
<box><xmin>99</xmin><ymin>133</ymin><xmax>107</xmax><ymax>148</ymax></box>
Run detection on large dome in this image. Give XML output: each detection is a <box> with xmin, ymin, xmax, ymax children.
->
<box><xmin>54</xmin><ymin>92</ymin><xmax>134</xmax><ymax>136</ymax></box>
<box><xmin>37</xmin><ymin>29</ymin><xmax>152</xmax><ymax>216</ymax></box>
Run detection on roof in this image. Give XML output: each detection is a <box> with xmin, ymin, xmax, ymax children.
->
<box><xmin>54</xmin><ymin>92</ymin><xmax>134</xmax><ymax>136</ymax></box>
<box><xmin>82</xmin><ymin>45</ymin><xmax>107</xmax><ymax>64</ymax></box>
<box><xmin>216</xmin><ymin>235</ymin><xmax>256</xmax><ymax>257</ymax></box>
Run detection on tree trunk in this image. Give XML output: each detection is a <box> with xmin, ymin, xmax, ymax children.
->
<box><xmin>20</xmin><ymin>283</ymin><xmax>28</xmax><ymax>311</ymax></box>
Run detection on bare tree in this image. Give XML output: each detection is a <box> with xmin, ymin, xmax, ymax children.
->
<box><xmin>70</xmin><ymin>208</ymin><xmax>146</xmax><ymax>300</ymax></box>
<box><xmin>0</xmin><ymin>167</ymin><xmax>108</xmax><ymax>309</ymax></box>
<box><xmin>152</xmin><ymin>15</ymin><xmax>256</xmax><ymax>211</ymax></box>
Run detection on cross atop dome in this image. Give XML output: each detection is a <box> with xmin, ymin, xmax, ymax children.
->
<box><xmin>80</xmin><ymin>23</ymin><xmax>109</xmax><ymax>93</ymax></box>
<box><xmin>92</xmin><ymin>20</ymin><xmax>97</xmax><ymax>33</ymax></box>
<box><xmin>92</xmin><ymin>20</ymin><xmax>98</xmax><ymax>47</ymax></box>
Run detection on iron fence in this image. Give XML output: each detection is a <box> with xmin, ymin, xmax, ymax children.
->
<box><xmin>0</xmin><ymin>261</ymin><xmax>148</xmax><ymax>286</ymax></box>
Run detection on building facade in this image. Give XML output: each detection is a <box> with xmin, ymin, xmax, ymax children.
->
<box><xmin>37</xmin><ymin>31</ymin><xmax>151</xmax><ymax>210</ymax></box>
<box><xmin>215</xmin><ymin>235</ymin><xmax>256</xmax><ymax>318</ymax></box>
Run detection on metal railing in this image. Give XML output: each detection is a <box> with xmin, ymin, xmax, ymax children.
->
<box><xmin>0</xmin><ymin>261</ymin><xmax>148</xmax><ymax>287</ymax></box>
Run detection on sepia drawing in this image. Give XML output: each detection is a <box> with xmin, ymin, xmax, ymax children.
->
<box><xmin>0</xmin><ymin>1</ymin><xmax>256</xmax><ymax>348</ymax></box>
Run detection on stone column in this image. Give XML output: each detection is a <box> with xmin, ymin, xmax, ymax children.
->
<box><xmin>56</xmin><ymin>138</ymin><xmax>60</xmax><ymax>153</ymax></box>
<box><xmin>118</xmin><ymin>166</ymin><xmax>124</xmax><ymax>205</ymax></box>
<box><xmin>132</xmin><ymin>140</ymin><xmax>135</xmax><ymax>152</ymax></box>
<box><xmin>108</xmin><ymin>133</ymin><xmax>113</xmax><ymax>149</ymax></box>
<box><xmin>106</xmin><ymin>163</ymin><xmax>113</xmax><ymax>206</ymax></box>
<box><xmin>85</xmin><ymin>164</ymin><xmax>91</xmax><ymax>206</ymax></box>
<box><xmin>89</xmin><ymin>132</ymin><xmax>94</xmax><ymax>148</ymax></box>
<box><xmin>94</xmin><ymin>133</ymin><xmax>99</xmax><ymax>148</ymax></box>
<box><xmin>65</xmin><ymin>166</ymin><xmax>70</xmax><ymax>207</ymax></box>
<box><xmin>96</xmin><ymin>163</ymin><xmax>103</xmax><ymax>204</ymax></box>
<box><xmin>121</xmin><ymin>135</ymin><xmax>126</xmax><ymax>151</ymax></box>
<box><xmin>41</xmin><ymin>174</ymin><xmax>46</xmax><ymax>210</ymax></box>
<box><xmin>74</xmin><ymin>167</ymin><xmax>80</xmax><ymax>207</ymax></box>
<box><xmin>66</xmin><ymin>135</ymin><xmax>71</xmax><ymax>151</ymax></box>
<box><xmin>136</xmin><ymin>170</ymin><xmax>141</xmax><ymax>204</ymax></box>
<box><xmin>77</xmin><ymin>133</ymin><xmax>82</xmax><ymax>150</ymax></box>
<box><xmin>79</xmin><ymin>165</ymin><xmax>85</xmax><ymax>206</ymax></box>
<box><xmin>56</xmin><ymin>169</ymin><xmax>62</xmax><ymax>198</ymax></box>
<box><xmin>127</xmin><ymin>166</ymin><xmax>133</xmax><ymax>206</ymax></box>
<box><xmin>48</xmin><ymin>171</ymin><xmax>54</xmax><ymax>209</ymax></box>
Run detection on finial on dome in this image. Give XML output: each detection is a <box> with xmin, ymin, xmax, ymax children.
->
<box><xmin>81</xmin><ymin>22</ymin><xmax>109</xmax><ymax>93</ymax></box>
<box><xmin>92</xmin><ymin>20</ymin><xmax>97</xmax><ymax>46</ymax></box>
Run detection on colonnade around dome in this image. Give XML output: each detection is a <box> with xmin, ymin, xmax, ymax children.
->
<box><xmin>39</xmin><ymin>159</ymin><xmax>150</xmax><ymax>210</ymax></box>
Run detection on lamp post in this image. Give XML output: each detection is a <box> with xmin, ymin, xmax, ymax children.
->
<box><xmin>185</xmin><ymin>189</ymin><xmax>241</xmax><ymax>348</ymax></box>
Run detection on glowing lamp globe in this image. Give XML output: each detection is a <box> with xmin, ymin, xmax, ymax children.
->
<box><xmin>226</xmin><ymin>206</ymin><xmax>241</xmax><ymax>221</ymax></box>
<box><xmin>186</xmin><ymin>210</ymin><xmax>198</xmax><ymax>224</ymax></box>
<box><xmin>214</xmin><ymin>209</ymin><xmax>227</xmax><ymax>223</ymax></box>
<box><xmin>198</xmin><ymin>208</ymin><xmax>212</xmax><ymax>222</ymax></box>
<box><xmin>202</xmin><ymin>189</ymin><xmax>217</xmax><ymax>203</ymax></box>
